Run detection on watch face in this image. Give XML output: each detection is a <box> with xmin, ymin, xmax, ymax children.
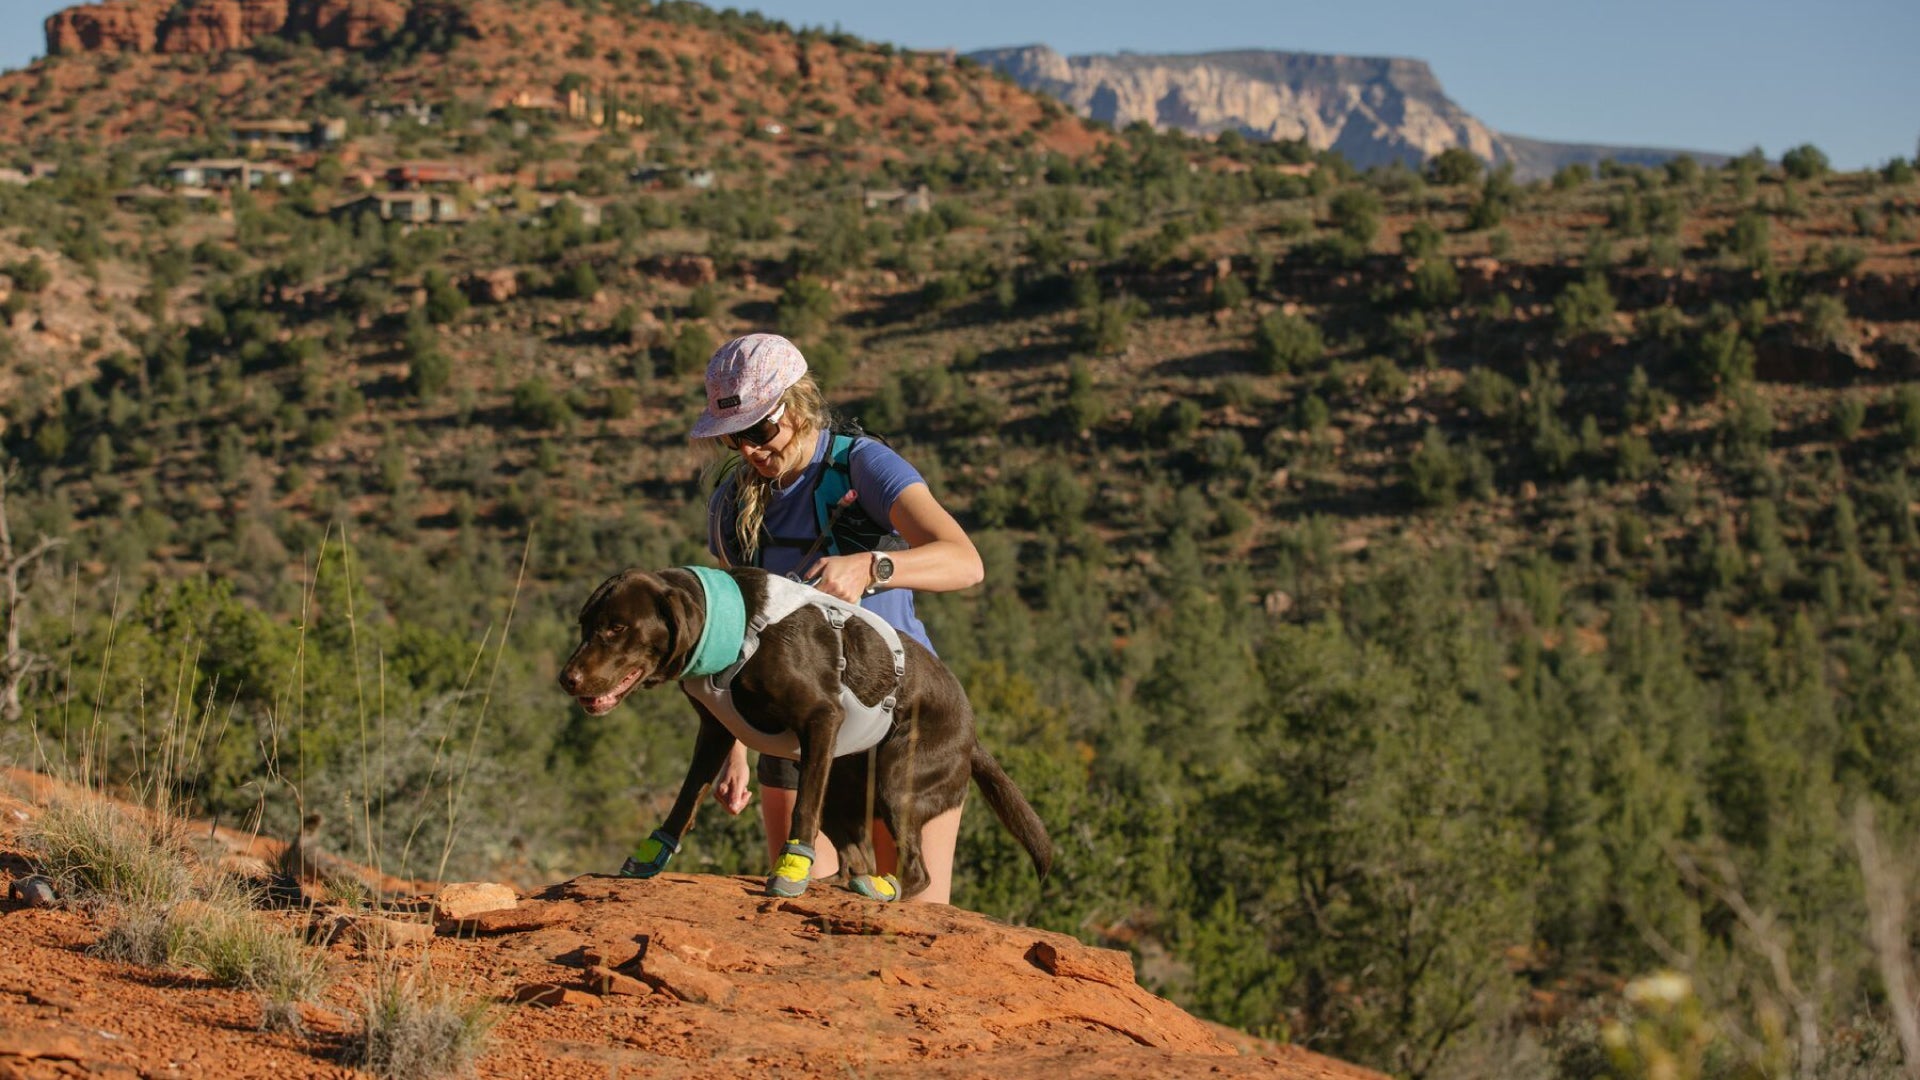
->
<box><xmin>873</xmin><ymin>553</ymin><xmax>894</xmax><ymax>581</ymax></box>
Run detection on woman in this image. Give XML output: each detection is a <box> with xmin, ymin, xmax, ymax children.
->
<box><xmin>690</xmin><ymin>333</ymin><xmax>983</xmax><ymax>904</ymax></box>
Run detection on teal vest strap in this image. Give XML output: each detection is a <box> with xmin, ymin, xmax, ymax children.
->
<box><xmin>678</xmin><ymin>566</ymin><xmax>747</xmax><ymax>679</ymax></box>
<box><xmin>813</xmin><ymin>434</ymin><xmax>857</xmax><ymax>556</ymax></box>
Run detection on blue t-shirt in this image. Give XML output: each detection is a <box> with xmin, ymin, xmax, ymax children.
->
<box><xmin>707</xmin><ymin>431</ymin><xmax>935</xmax><ymax>654</ymax></box>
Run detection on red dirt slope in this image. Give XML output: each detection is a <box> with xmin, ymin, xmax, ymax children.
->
<box><xmin>0</xmin><ymin>774</ymin><xmax>1380</xmax><ymax>1078</ymax></box>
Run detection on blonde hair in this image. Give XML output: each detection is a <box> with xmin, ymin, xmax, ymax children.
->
<box><xmin>704</xmin><ymin>373</ymin><xmax>830</xmax><ymax>563</ymax></box>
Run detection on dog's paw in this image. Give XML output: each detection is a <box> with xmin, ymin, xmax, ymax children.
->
<box><xmin>766</xmin><ymin>840</ymin><xmax>815</xmax><ymax>897</ymax></box>
<box><xmin>849</xmin><ymin>874</ymin><xmax>900</xmax><ymax>902</ymax></box>
<box><xmin>620</xmin><ymin>829</ymin><xmax>679</xmax><ymax>878</ymax></box>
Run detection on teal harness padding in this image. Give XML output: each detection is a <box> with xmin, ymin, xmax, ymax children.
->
<box><xmin>678</xmin><ymin>566</ymin><xmax>747</xmax><ymax>679</ymax></box>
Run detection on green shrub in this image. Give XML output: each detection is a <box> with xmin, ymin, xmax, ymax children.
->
<box><xmin>510</xmin><ymin>378</ymin><xmax>574</xmax><ymax>429</ymax></box>
<box><xmin>1780</xmin><ymin>143</ymin><xmax>1829</xmax><ymax>181</ymax></box>
<box><xmin>776</xmin><ymin>276</ymin><xmax>835</xmax><ymax>339</ymax></box>
<box><xmin>1327</xmin><ymin>188</ymin><xmax>1382</xmax><ymax>247</ymax></box>
<box><xmin>1077</xmin><ymin>296</ymin><xmax>1146</xmax><ymax>355</ymax></box>
<box><xmin>7</xmin><ymin>255</ymin><xmax>52</xmax><ymax>292</ymax></box>
<box><xmin>1832</xmin><ymin>395</ymin><xmax>1866</xmax><ymax>441</ymax></box>
<box><xmin>1408</xmin><ymin>426</ymin><xmax>1463</xmax><ymax>506</ymax></box>
<box><xmin>1424</xmin><ymin>147</ymin><xmax>1482</xmax><ymax>186</ymax></box>
<box><xmin>668</xmin><ymin>323</ymin><xmax>716</xmax><ymax>375</ymax></box>
<box><xmin>1882</xmin><ymin>158</ymin><xmax>1916</xmax><ymax>186</ymax></box>
<box><xmin>1409</xmin><ymin>257</ymin><xmax>1459</xmax><ymax>310</ymax></box>
<box><xmin>1689</xmin><ymin>317</ymin><xmax>1755</xmax><ymax>395</ymax></box>
<box><xmin>1554</xmin><ymin>275</ymin><xmax>1617</xmax><ymax>340</ymax></box>
<box><xmin>1797</xmin><ymin>294</ymin><xmax>1855</xmax><ymax>353</ymax></box>
<box><xmin>1898</xmin><ymin>385</ymin><xmax>1920</xmax><ymax>450</ymax></box>
<box><xmin>1211</xmin><ymin>273</ymin><xmax>1249</xmax><ymax>312</ymax></box>
<box><xmin>1551</xmin><ymin>163</ymin><xmax>1591</xmax><ymax>191</ymax></box>
<box><xmin>571</xmin><ymin>261</ymin><xmax>607</xmax><ymax>299</ymax></box>
<box><xmin>1253</xmin><ymin>311</ymin><xmax>1324</xmax><ymax>374</ymax></box>
<box><xmin>421</xmin><ymin>269</ymin><xmax>467</xmax><ymax>325</ymax></box>
<box><xmin>1399</xmin><ymin>219</ymin><xmax>1444</xmax><ymax>260</ymax></box>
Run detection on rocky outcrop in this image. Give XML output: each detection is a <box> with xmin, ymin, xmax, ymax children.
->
<box><xmin>44</xmin><ymin>0</ymin><xmax>417</xmax><ymax>56</ymax></box>
<box><xmin>972</xmin><ymin>45</ymin><xmax>1725</xmax><ymax>180</ymax></box>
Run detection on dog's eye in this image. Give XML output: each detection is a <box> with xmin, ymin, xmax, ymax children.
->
<box><xmin>599</xmin><ymin>624</ymin><xmax>626</xmax><ymax>638</ymax></box>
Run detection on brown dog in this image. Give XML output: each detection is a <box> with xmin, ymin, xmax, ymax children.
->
<box><xmin>558</xmin><ymin>566</ymin><xmax>1052</xmax><ymax>901</ymax></box>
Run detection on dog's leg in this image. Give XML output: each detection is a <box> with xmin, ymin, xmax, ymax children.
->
<box><xmin>621</xmin><ymin>710</ymin><xmax>733</xmax><ymax>878</ymax></box>
<box><xmin>766</xmin><ymin>707</ymin><xmax>841</xmax><ymax>897</ymax></box>
<box><xmin>877</xmin><ymin>741</ymin><xmax>935</xmax><ymax>902</ymax></box>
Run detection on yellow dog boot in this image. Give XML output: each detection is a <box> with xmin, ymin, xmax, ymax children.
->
<box><xmin>766</xmin><ymin>840</ymin><xmax>815</xmax><ymax>898</ymax></box>
<box><xmin>849</xmin><ymin>873</ymin><xmax>901</xmax><ymax>902</ymax></box>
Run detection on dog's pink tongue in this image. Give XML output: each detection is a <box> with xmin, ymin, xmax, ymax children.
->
<box><xmin>580</xmin><ymin>693</ymin><xmax>616</xmax><ymax>713</ymax></box>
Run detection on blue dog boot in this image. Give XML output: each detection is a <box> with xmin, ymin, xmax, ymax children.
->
<box><xmin>849</xmin><ymin>873</ymin><xmax>901</xmax><ymax>903</ymax></box>
<box><xmin>620</xmin><ymin>829</ymin><xmax>680</xmax><ymax>878</ymax></box>
<box><xmin>766</xmin><ymin>840</ymin><xmax>815</xmax><ymax>897</ymax></box>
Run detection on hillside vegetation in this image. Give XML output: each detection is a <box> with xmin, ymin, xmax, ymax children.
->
<box><xmin>4</xmin><ymin>3</ymin><xmax>1920</xmax><ymax>1077</ymax></box>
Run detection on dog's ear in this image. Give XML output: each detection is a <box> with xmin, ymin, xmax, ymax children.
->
<box><xmin>643</xmin><ymin>571</ymin><xmax>706</xmax><ymax>686</ymax></box>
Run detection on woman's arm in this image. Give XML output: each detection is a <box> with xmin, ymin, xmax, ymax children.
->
<box><xmin>806</xmin><ymin>482</ymin><xmax>983</xmax><ymax>603</ymax></box>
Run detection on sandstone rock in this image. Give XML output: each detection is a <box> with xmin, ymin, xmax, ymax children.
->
<box><xmin>584</xmin><ymin>964</ymin><xmax>651</xmax><ymax>997</ymax></box>
<box><xmin>316</xmin><ymin>913</ymin><xmax>434</xmax><ymax>949</ymax></box>
<box><xmin>970</xmin><ymin>45</ymin><xmax>1722</xmax><ymax>180</ymax></box>
<box><xmin>447</xmin><ymin>900</ymin><xmax>579</xmax><ymax>935</ymax></box>
<box><xmin>645</xmin><ymin>254</ymin><xmax>717</xmax><ymax>287</ymax></box>
<box><xmin>431</xmin><ymin>882</ymin><xmax>518</xmax><ymax>923</ymax></box>
<box><xmin>465</xmin><ymin>269</ymin><xmax>518</xmax><ymax>304</ymax></box>
<box><xmin>45</xmin><ymin>0</ymin><xmax>161</xmax><ymax>54</ymax></box>
<box><xmin>8</xmin><ymin>875</ymin><xmax>58</xmax><ymax>908</ymax></box>
<box><xmin>511</xmin><ymin>982</ymin><xmax>602</xmax><ymax>1008</ymax></box>
<box><xmin>637</xmin><ymin>946</ymin><xmax>735</xmax><ymax>1005</ymax></box>
<box><xmin>45</xmin><ymin>0</ymin><xmax>408</xmax><ymax>57</ymax></box>
<box><xmin>1025</xmin><ymin>939</ymin><xmax>1138</xmax><ymax>990</ymax></box>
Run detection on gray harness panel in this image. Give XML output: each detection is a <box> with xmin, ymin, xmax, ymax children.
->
<box><xmin>681</xmin><ymin>575</ymin><xmax>906</xmax><ymax>761</ymax></box>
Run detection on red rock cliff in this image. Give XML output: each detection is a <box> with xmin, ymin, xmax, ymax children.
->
<box><xmin>44</xmin><ymin>0</ymin><xmax>416</xmax><ymax>56</ymax></box>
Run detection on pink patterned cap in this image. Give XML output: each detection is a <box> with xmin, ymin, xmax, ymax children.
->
<box><xmin>689</xmin><ymin>333</ymin><xmax>808</xmax><ymax>439</ymax></box>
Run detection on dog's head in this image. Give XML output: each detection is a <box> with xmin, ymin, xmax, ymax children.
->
<box><xmin>557</xmin><ymin>570</ymin><xmax>702</xmax><ymax>715</ymax></box>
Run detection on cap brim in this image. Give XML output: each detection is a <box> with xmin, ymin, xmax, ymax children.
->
<box><xmin>689</xmin><ymin>411</ymin><xmax>748</xmax><ymax>440</ymax></box>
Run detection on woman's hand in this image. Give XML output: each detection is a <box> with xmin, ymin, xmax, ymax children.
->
<box><xmin>712</xmin><ymin>743</ymin><xmax>753</xmax><ymax>815</ymax></box>
<box><xmin>804</xmin><ymin>552</ymin><xmax>873</xmax><ymax>605</ymax></box>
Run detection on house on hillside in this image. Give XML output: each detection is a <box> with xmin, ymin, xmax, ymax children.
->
<box><xmin>0</xmin><ymin>168</ymin><xmax>29</xmax><ymax>186</ymax></box>
<box><xmin>630</xmin><ymin>162</ymin><xmax>715</xmax><ymax>190</ymax></box>
<box><xmin>386</xmin><ymin>162</ymin><xmax>471</xmax><ymax>190</ymax></box>
<box><xmin>330</xmin><ymin>190</ymin><xmax>463</xmax><ymax>224</ymax></box>
<box><xmin>862</xmin><ymin>184</ymin><xmax>933</xmax><ymax>213</ymax></box>
<box><xmin>367</xmin><ymin>100</ymin><xmax>438</xmax><ymax>128</ymax></box>
<box><xmin>496</xmin><ymin>86</ymin><xmax>641</xmax><ymax>131</ymax></box>
<box><xmin>168</xmin><ymin>159</ymin><xmax>295</xmax><ymax>189</ymax></box>
<box><xmin>232</xmin><ymin>118</ymin><xmax>346</xmax><ymax>153</ymax></box>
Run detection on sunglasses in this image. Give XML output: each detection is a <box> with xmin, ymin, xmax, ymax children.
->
<box><xmin>719</xmin><ymin>404</ymin><xmax>787</xmax><ymax>450</ymax></box>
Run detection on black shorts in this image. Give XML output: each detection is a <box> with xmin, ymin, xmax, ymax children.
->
<box><xmin>757</xmin><ymin>754</ymin><xmax>799</xmax><ymax>790</ymax></box>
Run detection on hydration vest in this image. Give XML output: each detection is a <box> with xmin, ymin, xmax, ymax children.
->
<box><xmin>718</xmin><ymin>428</ymin><xmax>910</xmax><ymax>570</ymax></box>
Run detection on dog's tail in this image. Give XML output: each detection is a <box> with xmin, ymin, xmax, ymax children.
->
<box><xmin>969</xmin><ymin>743</ymin><xmax>1054</xmax><ymax>880</ymax></box>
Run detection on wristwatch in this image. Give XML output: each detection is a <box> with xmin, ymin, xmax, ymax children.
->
<box><xmin>867</xmin><ymin>551</ymin><xmax>895</xmax><ymax>593</ymax></box>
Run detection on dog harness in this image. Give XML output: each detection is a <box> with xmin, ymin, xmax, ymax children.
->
<box><xmin>677</xmin><ymin>568</ymin><xmax>907</xmax><ymax>761</ymax></box>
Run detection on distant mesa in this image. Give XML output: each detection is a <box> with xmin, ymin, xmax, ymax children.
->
<box><xmin>43</xmin><ymin>0</ymin><xmax>474</xmax><ymax>56</ymax></box>
<box><xmin>969</xmin><ymin>44</ymin><xmax>1726</xmax><ymax>181</ymax></box>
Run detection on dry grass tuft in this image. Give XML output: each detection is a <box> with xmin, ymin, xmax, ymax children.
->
<box><xmin>353</xmin><ymin>966</ymin><xmax>496</xmax><ymax>1080</ymax></box>
<box><xmin>25</xmin><ymin>792</ymin><xmax>195</xmax><ymax>906</ymax></box>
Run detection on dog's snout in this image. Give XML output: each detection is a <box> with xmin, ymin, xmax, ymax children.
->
<box><xmin>558</xmin><ymin>667</ymin><xmax>582</xmax><ymax>693</ymax></box>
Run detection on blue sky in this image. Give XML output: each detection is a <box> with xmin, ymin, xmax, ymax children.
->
<box><xmin>5</xmin><ymin>0</ymin><xmax>1914</xmax><ymax>169</ymax></box>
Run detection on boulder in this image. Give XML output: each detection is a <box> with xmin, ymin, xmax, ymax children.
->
<box><xmin>431</xmin><ymin>882</ymin><xmax>518</xmax><ymax>923</ymax></box>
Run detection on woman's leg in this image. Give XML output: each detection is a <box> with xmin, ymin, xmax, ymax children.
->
<box><xmin>907</xmin><ymin>804</ymin><xmax>962</xmax><ymax>905</ymax></box>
